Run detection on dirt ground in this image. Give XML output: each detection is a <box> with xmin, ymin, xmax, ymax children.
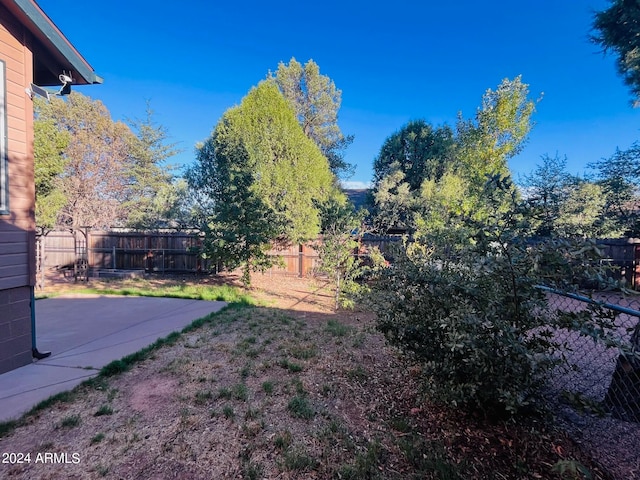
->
<box><xmin>0</xmin><ymin>271</ymin><xmax>619</xmax><ymax>479</ymax></box>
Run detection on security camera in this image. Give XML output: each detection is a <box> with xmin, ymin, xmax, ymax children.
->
<box><xmin>57</xmin><ymin>71</ymin><xmax>73</xmax><ymax>96</ymax></box>
<box><xmin>59</xmin><ymin>73</ymin><xmax>73</xmax><ymax>84</ymax></box>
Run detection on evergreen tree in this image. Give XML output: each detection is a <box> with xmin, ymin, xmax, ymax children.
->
<box><xmin>125</xmin><ymin>101</ymin><xmax>181</xmax><ymax>229</ymax></box>
<box><xmin>188</xmin><ymin>81</ymin><xmax>336</xmax><ymax>284</ymax></box>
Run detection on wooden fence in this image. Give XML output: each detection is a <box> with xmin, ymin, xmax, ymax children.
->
<box><xmin>39</xmin><ymin>231</ymin><xmax>640</xmax><ymax>287</ymax></box>
<box><xmin>263</xmin><ymin>242</ymin><xmax>321</xmax><ymax>277</ymax></box>
<box><xmin>40</xmin><ymin>230</ymin><xmax>212</xmax><ymax>274</ymax></box>
<box><xmin>39</xmin><ymin>230</ymin><xmax>401</xmax><ymax>277</ymax></box>
<box><xmin>596</xmin><ymin>238</ymin><xmax>640</xmax><ymax>289</ymax></box>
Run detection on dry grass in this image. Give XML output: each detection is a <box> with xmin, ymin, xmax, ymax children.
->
<box><xmin>0</xmin><ymin>271</ymin><xmax>616</xmax><ymax>479</ymax></box>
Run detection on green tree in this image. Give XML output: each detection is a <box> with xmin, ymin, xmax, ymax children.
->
<box><xmin>189</xmin><ymin>134</ymin><xmax>281</xmax><ymax>285</ymax></box>
<box><xmin>415</xmin><ymin>170</ymin><xmax>475</xmax><ymax>248</ymax></box>
<box><xmin>271</xmin><ymin>57</ymin><xmax>353</xmax><ymax>177</ymax></box>
<box><xmin>456</xmin><ymin>76</ymin><xmax>536</xmax><ymax>194</ymax></box>
<box><xmin>370</xmin><ymin>78</ymin><xmax>536</xmax><ymax>236</ymax></box>
<box><xmin>370</xmin><ymin>163</ymin><xmax>418</xmax><ymax>233</ymax></box>
<box><xmin>187</xmin><ymin>81</ymin><xmax>336</xmax><ymax>284</ymax></box>
<box><xmin>372</xmin><ymin>120</ymin><xmax>455</xmax><ymax>190</ymax></box>
<box><xmin>556</xmin><ymin>181</ymin><xmax>608</xmax><ymax>238</ymax></box>
<box><xmin>413</xmin><ymin>77</ymin><xmax>537</xmax><ymax>243</ymax></box>
<box><xmin>34</xmin><ymin>92</ymin><xmax>136</xmax><ymax>231</ymax></box>
<box><xmin>370</xmin><ymin>120</ymin><xmax>455</xmax><ymax>233</ymax></box>
<box><xmin>590</xmin><ymin>143</ymin><xmax>640</xmax><ymax>236</ymax></box>
<box><xmin>138</xmin><ymin>178</ymin><xmax>198</xmax><ymax>231</ymax></box>
<box><xmin>125</xmin><ymin>101</ymin><xmax>181</xmax><ymax>229</ymax></box>
<box><xmin>522</xmin><ymin>154</ymin><xmax>608</xmax><ymax>238</ymax></box>
<box><xmin>33</xmin><ymin>103</ymin><xmax>70</xmax><ymax>232</ymax></box>
<box><xmin>592</xmin><ymin>0</ymin><xmax>640</xmax><ymax>105</ymax></box>
<box><xmin>521</xmin><ymin>154</ymin><xmax>575</xmax><ymax>236</ymax></box>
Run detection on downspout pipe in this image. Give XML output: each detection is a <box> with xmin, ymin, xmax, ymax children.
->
<box><xmin>31</xmin><ymin>286</ymin><xmax>51</xmax><ymax>360</ymax></box>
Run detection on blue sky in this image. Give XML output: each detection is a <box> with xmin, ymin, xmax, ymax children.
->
<box><xmin>37</xmin><ymin>0</ymin><xmax>639</xmax><ymax>188</ymax></box>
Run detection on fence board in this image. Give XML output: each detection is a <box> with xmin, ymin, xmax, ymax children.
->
<box><xmin>39</xmin><ymin>232</ymin><xmax>640</xmax><ymax>285</ymax></box>
<box><xmin>596</xmin><ymin>238</ymin><xmax>640</xmax><ymax>289</ymax></box>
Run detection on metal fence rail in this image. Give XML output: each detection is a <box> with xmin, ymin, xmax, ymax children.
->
<box><xmin>540</xmin><ymin>286</ymin><xmax>640</xmax><ymax>423</ymax></box>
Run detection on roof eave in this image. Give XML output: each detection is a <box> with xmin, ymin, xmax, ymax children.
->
<box><xmin>4</xmin><ymin>0</ymin><xmax>102</xmax><ymax>86</ymax></box>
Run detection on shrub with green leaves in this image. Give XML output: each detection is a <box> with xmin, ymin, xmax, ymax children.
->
<box><xmin>317</xmin><ymin>199</ymin><xmax>367</xmax><ymax>310</ymax></box>
<box><xmin>367</xmin><ymin>176</ymin><xmax>618</xmax><ymax>417</ymax></box>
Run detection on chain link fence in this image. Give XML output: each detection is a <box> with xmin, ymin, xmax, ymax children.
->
<box><xmin>541</xmin><ymin>287</ymin><xmax>640</xmax><ymax>478</ymax></box>
<box><xmin>542</xmin><ymin>287</ymin><xmax>640</xmax><ymax>422</ymax></box>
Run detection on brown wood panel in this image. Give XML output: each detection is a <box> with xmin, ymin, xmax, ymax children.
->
<box><xmin>0</xmin><ymin>207</ymin><xmax>31</xmax><ymax>225</ymax></box>
<box><xmin>39</xmin><ymin>232</ymin><xmax>332</xmax><ymax>277</ymax></box>
<box><xmin>6</xmin><ymin>104</ymin><xmax>27</xmax><ymax>126</ymax></box>
<box><xmin>7</xmin><ymin>138</ymin><xmax>27</xmax><ymax>154</ymax></box>
<box><xmin>7</xmin><ymin>124</ymin><xmax>27</xmax><ymax>142</ymax></box>
<box><xmin>0</xmin><ymin>3</ymin><xmax>39</xmax><ymax>374</ymax></box>
<box><xmin>0</xmin><ymin>34</ymin><xmax>22</xmax><ymax>62</ymax></box>
<box><xmin>5</xmin><ymin>64</ymin><xmax>25</xmax><ymax>88</ymax></box>
<box><xmin>0</xmin><ymin>239</ymin><xmax>28</xmax><ymax>255</ymax></box>
<box><xmin>6</xmin><ymin>177</ymin><xmax>30</xmax><ymax>200</ymax></box>
<box><xmin>0</xmin><ymin>274</ymin><xmax>29</xmax><ymax>290</ymax></box>
<box><xmin>5</xmin><ymin>58</ymin><xmax>24</xmax><ymax>78</ymax></box>
<box><xmin>7</xmin><ymin>89</ymin><xmax>24</xmax><ymax>110</ymax></box>
<box><xmin>0</xmin><ymin>252</ymin><xmax>28</xmax><ymax>268</ymax></box>
<box><xmin>8</xmin><ymin>165</ymin><xmax>33</xmax><ymax>187</ymax></box>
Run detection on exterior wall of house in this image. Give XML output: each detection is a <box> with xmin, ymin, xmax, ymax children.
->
<box><xmin>0</xmin><ymin>2</ymin><xmax>36</xmax><ymax>374</ymax></box>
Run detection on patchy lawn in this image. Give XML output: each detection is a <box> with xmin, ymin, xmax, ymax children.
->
<box><xmin>0</xmin><ymin>272</ymin><xmax>613</xmax><ymax>479</ymax></box>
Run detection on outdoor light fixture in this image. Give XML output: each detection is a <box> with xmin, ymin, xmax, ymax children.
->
<box><xmin>25</xmin><ymin>70</ymin><xmax>74</xmax><ymax>101</ymax></box>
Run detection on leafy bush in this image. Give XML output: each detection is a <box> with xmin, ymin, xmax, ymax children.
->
<box><xmin>367</xmin><ymin>177</ymin><xmax>618</xmax><ymax>417</ymax></box>
<box><xmin>317</xmin><ymin>198</ymin><xmax>387</xmax><ymax>310</ymax></box>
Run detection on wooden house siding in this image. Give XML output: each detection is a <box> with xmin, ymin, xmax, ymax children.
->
<box><xmin>1</xmin><ymin>5</ymin><xmax>34</xmax><ymax>285</ymax></box>
<box><xmin>0</xmin><ymin>3</ymin><xmax>35</xmax><ymax>373</ymax></box>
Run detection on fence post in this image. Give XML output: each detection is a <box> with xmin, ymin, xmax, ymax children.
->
<box><xmin>112</xmin><ymin>246</ymin><xmax>116</xmax><ymax>269</ymax></box>
<box><xmin>298</xmin><ymin>244</ymin><xmax>303</xmax><ymax>277</ymax></box>
<box><xmin>631</xmin><ymin>244</ymin><xmax>640</xmax><ymax>290</ymax></box>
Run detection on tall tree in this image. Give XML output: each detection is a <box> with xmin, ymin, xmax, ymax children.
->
<box><xmin>370</xmin><ymin>77</ymin><xmax>536</xmax><ymax>236</ymax></box>
<box><xmin>35</xmin><ymin>92</ymin><xmax>136</xmax><ymax>231</ymax></box>
<box><xmin>271</xmin><ymin>57</ymin><xmax>353</xmax><ymax>177</ymax></box>
<box><xmin>188</xmin><ymin>133</ymin><xmax>281</xmax><ymax>286</ymax></box>
<box><xmin>456</xmin><ymin>76</ymin><xmax>536</xmax><ymax>189</ymax></box>
<box><xmin>125</xmin><ymin>101</ymin><xmax>181</xmax><ymax>229</ymax></box>
<box><xmin>187</xmin><ymin>81</ymin><xmax>336</xmax><ymax>284</ymax></box>
<box><xmin>415</xmin><ymin>77</ymin><xmax>537</xmax><ymax>243</ymax></box>
<box><xmin>522</xmin><ymin>154</ymin><xmax>608</xmax><ymax>238</ymax></box>
<box><xmin>33</xmin><ymin>104</ymin><xmax>70</xmax><ymax>233</ymax></box>
<box><xmin>372</xmin><ymin>120</ymin><xmax>455</xmax><ymax>190</ymax></box>
<box><xmin>590</xmin><ymin>143</ymin><xmax>640</xmax><ymax>236</ymax></box>
<box><xmin>370</xmin><ymin>120</ymin><xmax>455</xmax><ymax>232</ymax></box>
<box><xmin>521</xmin><ymin>154</ymin><xmax>575</xmax><ymax>236</ymax></box>
<box><xmin>592</xmin><ymin>0</ymin><xmax>640</xmax><ymax>105</ymax></box>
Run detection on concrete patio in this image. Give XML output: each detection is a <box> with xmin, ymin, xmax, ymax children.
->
<box><xmin>0</xmin><ymin>294</ymin><xmax>226</xmax><ymax>422</ymax></box>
